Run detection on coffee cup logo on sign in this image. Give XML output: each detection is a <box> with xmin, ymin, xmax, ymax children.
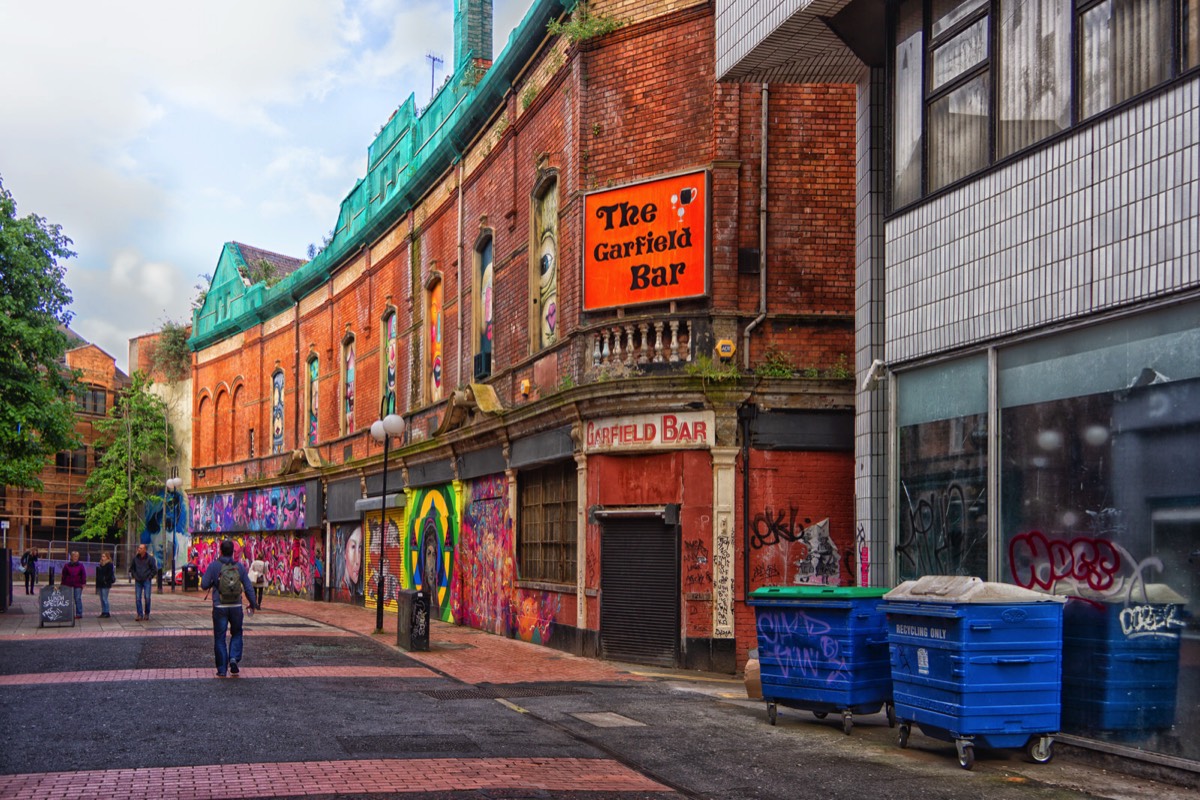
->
<box><xmin>671</xmin><ymin>187</ymin><xmax>699</xmax><ymax>219</ymax></box>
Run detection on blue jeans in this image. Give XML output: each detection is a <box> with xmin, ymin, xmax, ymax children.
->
<box><xmin>135</xmin><ymin>580</ymin><xmax>152</xmax><ymax>617</ymax></box>
<box><xmin>212</xmin><ymin>605</ymin><xmax>245</xmax><ymax>675</ymax></box>
<box><xmin>72</xmin><ymin>587</ymin><xmax>83</xmax><ymax>617</ymax></box>
<box><xmin>98</xmin><ymin>587</ymin><xmax>111</xmax><ymax>615</ymax></box>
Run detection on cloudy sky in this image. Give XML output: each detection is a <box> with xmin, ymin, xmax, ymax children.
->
<box><xmin>0</xmin><ymin>0</ymin><xmax>529</xmax><ymax>372</ymax></box>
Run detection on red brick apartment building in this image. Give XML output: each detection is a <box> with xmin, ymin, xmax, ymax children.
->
<box><xmin>186</xmin><ymin>0</ymin><xmax>858</xmax><ymax>671</ymax></box>
<box><xmin>2</xmin><ymin>332</ymin><xmax>130</xmax><ymax>555</ymax></box>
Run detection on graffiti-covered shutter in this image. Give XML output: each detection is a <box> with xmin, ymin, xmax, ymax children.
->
<box><xmin>600</xmin><ymin>518</ymin><xmax>679</xmax><ymax>667</ymax></box>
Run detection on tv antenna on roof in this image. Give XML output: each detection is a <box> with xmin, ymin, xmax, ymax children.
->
<box><xmin>426</xmin><ymin>51</ymin><xmax>444</xmax><ymax>100</ymax></box>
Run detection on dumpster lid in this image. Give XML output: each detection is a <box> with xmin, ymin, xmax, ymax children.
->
<box><xmin>1057</xmin><ymin>582</ymin><xmax>1186</xmax><ymax>604</ymax></box>
<box><xmin>749</xmin><ymin>585</ymin><xmax>889</xmax><ymax>600</ymax></box>
<box><xmin>883</xmin><ymin>575</ymin><xmax>1066</xmax><ymax>604</ymax></box>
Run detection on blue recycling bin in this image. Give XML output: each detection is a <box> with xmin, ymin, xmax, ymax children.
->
<box><xmin>882</xmin><ymin>576</ymin><xmax>1065</xmax><ymax>769</ymax></box>
<box><xmin>749</xmin><ymin>586</ymin><xmax>894</xmax><ymax>735</ymax></box>
<box><xmin>1062</xmin><ymin>586</ymin><xmax>1185</xmax><ymax>734</ymax></box>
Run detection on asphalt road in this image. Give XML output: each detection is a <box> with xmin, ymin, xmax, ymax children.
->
<box><xmin>0</xmin><ymin>590</ymin><xmax>1192</xmax><ymax>800</ymax></box>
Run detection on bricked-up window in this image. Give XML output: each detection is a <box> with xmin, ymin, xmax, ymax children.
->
<box><xmin>307</xmin><ymin>356</ymin><xmax>319</xmax><ymax>446</ymax></box>
<box><xmin>517</xmin><ymin>461</ymin><xmax>577</xmax><ymax>584</ymax></box>
<box><xmin>342</xmin><ymin>335</ymin><xmax>356</xmax><ymax>436</ymax></box>
<box><xmin>530</xmin><ymin>173</ymin><xmax>559</xmax><ymax>352</ymax></box>
<box><xmin>381</xmin><ymin>310</ymin><xmax>398</xmax><ymax>414</ymax></box>
<box><xmin>474</xmin><ymin>234</ymin><xmax>494</xmax><ymax>379</ymax></box>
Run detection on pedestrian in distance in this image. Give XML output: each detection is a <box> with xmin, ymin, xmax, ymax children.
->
<box><xmin>247</xmin><ymin>556</ymin><xmax>267</xmax><ymax>608</ymax></box>
<box><xmin>128</xmin><ymin>543</ymin><xmax>158</xmax><ymax>621</ymax></box>
<box><xmin>200</xmin><ymin>539</ymin><xmax>260</xmax><ymax>678</ymax></box>
<box><xmin>95</xmin><ymin>552</ymin><xmax>116</xmax><ymax>618</ymax></box>
<box><xmin>20</xmin><ymin>548</ymin><xmax>39</xmax><ymax>594</ymax></box>
<box><xmin>60</xmin><ymin>551</ymin><xmax>87</xmax><ymax>619</ymax></box>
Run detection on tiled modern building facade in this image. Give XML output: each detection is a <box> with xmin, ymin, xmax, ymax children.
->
<box><xmin>716</xmin><ymin>0</ymin><xmax>1199</xmax><ymax>766</ymax></box>
<box><xmin>186</xmin><ymin>0</ymin><xmax>864</xmax><ymax>672</ymax></box>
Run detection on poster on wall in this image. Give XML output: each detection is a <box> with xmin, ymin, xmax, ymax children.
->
<box><xmin>583</xmin><ymin>169</ymin><xmax>710</xmax><ymax>312</ymax></box>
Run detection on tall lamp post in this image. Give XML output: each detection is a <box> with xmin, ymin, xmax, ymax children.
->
<box><xmin>165</xmin><ymin>477</ymin><xmax>183</xmax><ymax>591</ymax></box>
<box><xmin>369</xmin><ymin>405</ymin><xmax>405</xmax><ymax>634</ymax></box>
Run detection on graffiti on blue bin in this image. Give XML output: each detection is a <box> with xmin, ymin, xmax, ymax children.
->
<box><xmin>758</xmin><ymin>609</ymin><xmax>848</xmax><ymax>685</ymax></box>
<box><xmin>1119</xmin><ymin>604</ymin><xmax>1185</xmax><ymax>638</ymax></box>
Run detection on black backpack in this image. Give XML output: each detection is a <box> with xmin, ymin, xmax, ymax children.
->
<box><xmin>218</xmin><ymin>561</ymin><xmax>243</xmax><ymax>604</ymax></box>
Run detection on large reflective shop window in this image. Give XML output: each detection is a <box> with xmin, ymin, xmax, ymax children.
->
<box><xmin>999</xmin><ymin>303</ymin><xmax>1200</xmax><ymax>757</ymax></box>
<box><xmin>896</xmin><ymin>355</ymin><xmax>989</xmax><ymax>582</ymax></box>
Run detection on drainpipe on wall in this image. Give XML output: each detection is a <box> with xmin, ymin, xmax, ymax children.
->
<box><xmin>743</xmin><ymin>83</ymin><xmax>769</xmax><ymax>371</ymax></box>
<box><xmin>456</xmin><ymin>159</ymin><xmax>465</xmax><ymax>387</ymax></box>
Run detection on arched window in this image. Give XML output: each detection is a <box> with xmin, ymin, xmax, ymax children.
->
<box><xmin>531</xmin><ymin>172</ymin><xmax>559</xmax><ymax>351</ymax></box>
<box><xmin>197</xmin><ymin>394</ymin><xmax>211</xmax><ymax>466</ymax></box>
<box><xmin>231</xmin><ymin>384</ymin><xmax>242</xmax><ymax>461</ymax></box>
<box><xmin>307</xmin><ymin>356</ymin><xmax>319</xmax><ymax>445</ymax></box>
<box><xmin>214</xmin><ymin>389</ymin><xmax>229</xmax><ymax>463</ymax></box>
<box><xmin>474</xmin><ymin>232</ymin><xmax>494</xmax><ymax>379</ymax></box>
<box><xmin>270</xmin><ymin>371</ymin><xmax>285</xmax><ymax>455</ymax></box>
<box><xmin>426</xmin><ymin>273</ymin><xmax>444</xmax><ymax>404</ymax></box>
<box><xmin>342</xmin><ymin>335</ymin><xmax>356</xmax><ymax>436</ymax></box>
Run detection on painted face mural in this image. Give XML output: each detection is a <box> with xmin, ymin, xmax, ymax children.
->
<box><xmin>344</xmin><ymin>342</ymin><xmax>355</xmax><ymax>433</ymax></box>
<box><xmin>271</xmin><ymin>372</ymin><xmax>285</xmax><ymax>454</ymax></box>
<box><xmin>332</xmin><ymin>523</ymin><xmax>364</xmax><ymax>603</ymax></box>
<box><xmin>308</xmin><ymin>358</ymin><xmax>319</xmax><ymax>445</ymax></box>
<box><xmin>403</xmin><ymin>486</ymin><xmax>457</xmax><ymax>622</ymax></box>
<box><xmin>428</xmin><ymin>281</ymin><xmax>443</xmax><ymax>402</ymax></box>
<box><xmin>479</xmin><ymin>240</ymin><xmax>494</xmax><ymax>359</ymax></box>
<box><xmin>384</xmin><ymin>313</ymin><xmax>397</xmax><ymax>414</ymax></box>
<box><xmin>535</xmin><ymin>181</ymin><xmax>558</xmax><ymax>348</ymax></box>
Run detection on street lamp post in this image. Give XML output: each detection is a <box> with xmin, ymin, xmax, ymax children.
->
<box><xmin>369</xmin><ymin>403</ymin><xmax>405</xmax><ymax>634</ymax></box>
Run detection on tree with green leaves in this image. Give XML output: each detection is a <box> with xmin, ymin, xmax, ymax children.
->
<box><xmin>0</xmin><ymin>176</ymin><xmax>81</xmax><ymax>490</ymax></box>
<box><xmin>79</xmin><ymin>371</ymin><xmax>176</xmax><ymax>540</ymax></box>
<box><xmin>151</xmin><ymin>319</ymin><xmax>192</xmax><ymax>382</ymax></box>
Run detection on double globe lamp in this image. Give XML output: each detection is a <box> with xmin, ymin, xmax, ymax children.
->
<box><xmin>369</xmin><ymin>411</ymin><xmax>405</xmax><ymax>632</ymax></box>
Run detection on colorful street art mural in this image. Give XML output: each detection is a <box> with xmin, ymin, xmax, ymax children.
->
<box><xmin>141</xmin><ymin>489</ymin><xmax>189</xmax><ymax>580</ymax></box>
<box><xmin>271</xmin><ymin>371</ymin><xmax>285</xmax><ymax>454</ymax></box>
<box><xmin>344</xmin><ymin>340</ymin><xmax>356</xmax><ymax>433</ymax></box>
<box><xmin>455</xmin><ymin>476</ymin><xmax>562</xmax><ymax>644</ymax></box>
<box><xmin>307</xmin><ymin>357</ymin><xmax>319</xmax><ymax>445</ymax></box>
<box><xmin>428</xmin><ymin>281</ymin><xmax>443</xmax><ymax>402</ymax></box>
<box><xmin>403</xmin><ymin>485</ymin><xmax>457</xmax><ymax>621</ymax></box>
<box><xmin>383</xmin><ymin>311</ymin><xmax>397</xmax><ymax>414</ymax></box>
<box><xmin>191</xmin><ymin>533</ymin><xmax>316</xmax><ymax>598</ymax></box>
<box><xmin>332</xmin><ymin>522</ymin><xmax>365</xmax><ymax>604</ymax></box>
<box><xmin>535</xmin><ymin>181</ymin><xmax>558</xmax><ymax>348</ymax></box>
<box><xmin>189</xmin><ymin>485</ymin><xmax>306</xmax><ymax>534</ymax></box>
<box><xmin>364</xmin><ymin>509</ymin><xmax>404</xmax><ymax>613</ymax></box>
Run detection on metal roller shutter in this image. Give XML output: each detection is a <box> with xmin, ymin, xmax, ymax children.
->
<box><xmin>600</xmin><ymin>518</ymin><xmax>680</xmax><ymax>667</ymax></box>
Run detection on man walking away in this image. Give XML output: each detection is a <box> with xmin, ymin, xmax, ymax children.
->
<box><xmin>61</xmin><ymin>551</ymin><xmax>87</xmax><ymax>619</ymax></box>
<box><xmin>128</xmin><ymin>544</ymin><xmax>158</xmax><ymax>621</ymax></box>
<box><xmin>200</xmin><ymin>539</ymin><xmax>260</xmax><ymax>677</ymax></box>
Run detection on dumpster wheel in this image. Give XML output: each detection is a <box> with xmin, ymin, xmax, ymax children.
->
<box><xmin>955</xmin><ymin>740</ymin><xmax>975</xmax><ymax>770</ymax></box>
<box><xmin>897</xmin><ymin>723</ymin><xmax>910</xmax><ymax>748</ymax></box>
<box><xmin>1026</xmin><ymin>736</ymin><xmax>1054</xmax><ymax>764</ymax></box>
<box><xmin>885</xmin><ymin>701</ymin><xmax>896</xmax><ymax>728</ymax></box>
<box><xmin>812</xmin><ymin>711</ymin><xmax>828</xmax><ymax>719</ymax></box>
<box><xmin>841</xmin><ymin>712</ymin><xmax>853</xmax><ymax>735</ymax></box>
<box><xmin>767</xmin><ymin>702</ymin><xmax>777</xmax><ymax>726</ymax></box>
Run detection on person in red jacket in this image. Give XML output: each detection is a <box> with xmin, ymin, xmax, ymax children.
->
<box><xmin>60</xmin><ymin>551</ymin><xmax>87</xmax><ymax>619</ymax></box>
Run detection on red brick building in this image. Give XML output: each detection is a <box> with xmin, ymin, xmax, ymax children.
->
<box><xmin>187</xmin><ymin>0</ymin><xmax>857</xmax><ymax>671</ymax></box>
<box><xmin>2</xmin><ymin>331</ymin><xmax>130</xmax><ymax>556</ymax></box>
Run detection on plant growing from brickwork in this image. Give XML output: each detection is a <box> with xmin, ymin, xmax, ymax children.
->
<box><xmin>754</xmin><ymin>347</ymin><xmax>797</xmax><ymax>378</ymax></box>
<box><xmin>556</xmin><ymin>373</ymin><xmax>577</xmax><ymax>392</ymax></box>
<box><xmin>521</xmin><ymin>84</ymin><xmax>539</xmax><ymax>110</ymax></box>
<box><xmin>245</xmin><ymin>257</ymin><xmax>283</xmax><ymax>288</ymax></box>
<box><xmin>152</xmin><ymin>320</ymin><xmax>192</xmax><ymax>383</ymax></box>
<box><xmin>823</xmin><ymin>353</ymin><xmax>852</xmax><ymax>379</ymax></box>
<box><xmin>547</xmin><ymin>3</ymin><xmax>625</xmax><ymax>44</ymax></box>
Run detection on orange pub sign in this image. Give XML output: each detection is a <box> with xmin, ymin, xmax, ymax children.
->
<box><xmin>583</xmin><ymin>170</ymin><xmax>710</xmax><ymax>312</ymax></box>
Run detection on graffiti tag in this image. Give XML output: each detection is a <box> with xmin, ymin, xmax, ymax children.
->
<box><xmin>1009</xmin><ymin>530</ymin><xmax>1122</xmax><ymax>593</ymax></box>
<box><xmin>756</xmin><ymin>609</ymin><xmax>848</xmax><ymax>685</ymax></box>
<box><xmin>1119</xmin><ymin>604</ymin><xmax>1184</xmax><ymax>639</ymax></box>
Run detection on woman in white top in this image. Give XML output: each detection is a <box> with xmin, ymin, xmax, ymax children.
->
<box><xmin>247</xmin><ymin>558</ymin><xmax>267</xmax><ymax>606</ymax></box>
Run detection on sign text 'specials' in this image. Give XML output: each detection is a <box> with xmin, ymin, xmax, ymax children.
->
<box><xmin>39</xmin><ymin>585</ymin><xmax>75</xmax><ymax>628</ymax></box>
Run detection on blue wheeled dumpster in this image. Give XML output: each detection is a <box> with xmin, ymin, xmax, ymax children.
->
<box><xmin>882</xmin><ymin>576</ymin><xmax>1065</xmax><ymax>769</ymax></box>
<box><xmin>749</xmin><ymin>586</ymin><xmax>894</xmax><ymax>735</ymax></box>
<box><xmin>1062</xmin><ymin>584</ymin><xmax>1185</xmax><ymax>735</ymax></box>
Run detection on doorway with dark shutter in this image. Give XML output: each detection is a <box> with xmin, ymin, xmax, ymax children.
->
<box><xmin>600</xmin><ymin>515</ymin><xmax>680</xmax><ymax>667</ymax></box>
